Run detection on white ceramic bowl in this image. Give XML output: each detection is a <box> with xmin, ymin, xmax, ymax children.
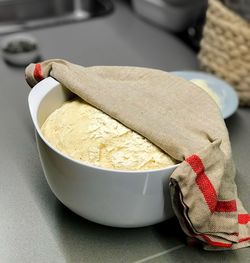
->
<box><xmin>28</xmin><ymin>77</ymin><xmax>179</xmax><ymax>228</ymax></box>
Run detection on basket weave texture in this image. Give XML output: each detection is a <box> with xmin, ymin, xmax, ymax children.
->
<box><xmin>198</xmin><ymin>0</ymin><xmax>250</xmax><ymax>106</ymax></box>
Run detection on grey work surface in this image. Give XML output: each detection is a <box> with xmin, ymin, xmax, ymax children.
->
<box><xmin>0</xmin><ymin>1</ymin><xmax>249</xmax><ymax>263</ymax></box>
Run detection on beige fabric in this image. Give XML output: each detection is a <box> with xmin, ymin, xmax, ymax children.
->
<box><xmin>25</xmin><ymin>59</ymin><xmax>250</xmax><ymax>250</ymax></box>
<box><xmin>199</xmin><ymin>0</ymin><xmax>250</xmax><ymax>106</ymax></box>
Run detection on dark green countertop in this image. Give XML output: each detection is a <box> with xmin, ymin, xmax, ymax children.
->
<box><xmin>0</xmin><ymin>1</ymin><xmax>249</xmax><ymax>262</ymax></box>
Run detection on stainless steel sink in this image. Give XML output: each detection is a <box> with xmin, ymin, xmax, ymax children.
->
<box><xmin>0</xmin><ymin>0</ymin><xmax>113</xmax><ymax>35</ymax></box>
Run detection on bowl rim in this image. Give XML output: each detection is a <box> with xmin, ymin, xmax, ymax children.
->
<box><xmin>28</xmin><ymin>77</ymin><xmax>179</xmax><ymax>174</ymax></box>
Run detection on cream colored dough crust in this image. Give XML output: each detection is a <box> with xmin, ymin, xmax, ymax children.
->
<box><xmin>41</xmin><ymin>98</ymin><xmax>176</xmax><ymax>171</ymax></box>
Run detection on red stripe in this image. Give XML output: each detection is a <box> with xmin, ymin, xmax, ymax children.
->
<box><xmin>186</xmin><ymin>155</ymin><xmax>217</xmax><ymax>212</ymax></box>
<box><xmin>197</xmin><ymin>234</ymin><xmax>250</xmax><ymax>247</ymax></box>
<box><xmin>215</xmin><ymin>200</ymin><xmax>237</xmax><ymax>212</ymax></box>
<box><xmin>193</xmin><ymin>232</ymin><xmax>250</xmax><ymax>247</ymax></box>
<box><xmin>238</xmin><ymin>214</ymin><xmax>250</xmax><ymax>224</ymax></box>
<box><xmin>190</xmin><ymin>229</ymin><xmax>234</xmax><ymax>248</ymax></box>
<box><xmin>239</xmin><ymin>237</ymin><xmax>250</xmax><ymax>243</ymax></box>
<box><xmin>199</xmin><ymin>234</ymin><xmax>232</xmax><ymax>248</ymax></box>
<box><xmin>185</xmin><ymin>154</ymin><xmax>237</xmax><ymax>213</ymax></box>
<box><xmin>33</xmin><ymin>63</ymin><xmax>44</xmax><ymax>82</ymax></box>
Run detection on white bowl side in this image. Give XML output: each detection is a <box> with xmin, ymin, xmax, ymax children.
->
<box><xmin>28</xmin><ymin>77</ymin><xmax>178</xmax><ymax>227</ymax></box>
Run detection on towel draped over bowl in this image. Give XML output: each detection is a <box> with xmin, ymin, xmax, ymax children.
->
<box><xmin>25</xmin><ymin>59</ymin><xmax>250</xmax><ymax>250</ymax></box>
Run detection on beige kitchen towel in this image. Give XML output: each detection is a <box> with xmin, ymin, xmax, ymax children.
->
<box><xmin>25</xmin><ymin>59</ymin><xmax>250</xmax><ymax>250</ymax></box>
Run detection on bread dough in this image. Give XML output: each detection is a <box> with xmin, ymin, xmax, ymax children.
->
<box><xmin>41</xmin><ymin>98</ymin><xmax>176</xmax><ymax>171</ymax></box>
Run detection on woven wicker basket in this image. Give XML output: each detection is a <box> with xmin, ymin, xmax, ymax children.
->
<box><xmin>198</xmin><ymin>0</ymin><xmax>250</xmax><ymax>106</ymax></box>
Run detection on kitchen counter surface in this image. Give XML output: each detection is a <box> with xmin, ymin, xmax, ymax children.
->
<box><xmin>0</xmin><ymin>1</ymin><xmax>249</xmax><ymax>262</ymax></box>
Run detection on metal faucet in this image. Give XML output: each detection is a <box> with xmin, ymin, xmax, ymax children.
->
<box><xmin>73</xmin><ymin>0</ymin><xmax>87</xmax><ymax>18</ymax></box>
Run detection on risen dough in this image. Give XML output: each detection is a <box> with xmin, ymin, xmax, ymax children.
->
<box><xmin>41</xmin><ymin>98</ymin><xmax>176</xmax><ymax>171</ymax></box>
